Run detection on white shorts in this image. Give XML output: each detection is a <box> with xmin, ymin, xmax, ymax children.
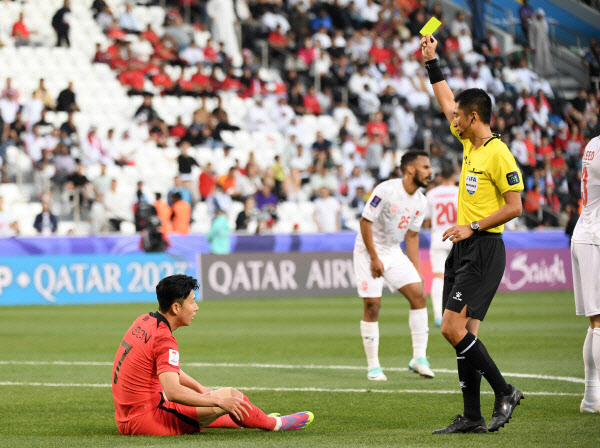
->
<box><xmin>353</xmin><ymin>245</ymin><xmax>422</xmax><ymax>298</ymax></box>
<box><xmin>429</xmin><ymin>248</ymin><xmax>451</xmax><ymax>274</ymax></box>
<box><xmin>571</xmin><ymin>242</ymin><xmax>600</xmax><ymax>317</ymax></box>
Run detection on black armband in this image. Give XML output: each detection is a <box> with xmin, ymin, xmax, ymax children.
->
<box><xmin>424</xmin><ymin>58</ymin><xmax>444</xmax><ymax>84</ymax></box>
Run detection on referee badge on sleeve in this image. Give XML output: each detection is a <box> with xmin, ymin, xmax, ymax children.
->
<box><xmin>506</xmin><ymin>171</ymin><xmax>520</xmax><ymax>185</ymax></box>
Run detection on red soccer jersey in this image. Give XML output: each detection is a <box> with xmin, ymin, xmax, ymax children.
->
<box><xmin>112</xmin><ymin>312</ymin><xmax>181</xmax><ymax>424</ymax></box>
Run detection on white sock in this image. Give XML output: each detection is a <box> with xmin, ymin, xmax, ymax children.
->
<box><xmin>360</xmin><ymin>320</ymin><xmax>380</xmax><ymax>371</ymax></box>
<box><xmin>583</xmin><ymin>327</ymin><xmax>600</xmax><ymax>405</ymax></box>
<box><xmin>409</xmin><ymin>308</ymin><xmax>429</xmax><ymax>359</ymax></box>
<box><xmin>274</xmin><ymin>416</ymin><xmax>282</xmax><ymax>431</ymax></box>
<box><xmin>590</xmin><ymin>328</ymin><xmax>600</xmax><ymax>405</ymax></box>
<box><xmin>431</xmin><ymin>277</ymin><xmax>444</xmax><ymax>321</ymax></box>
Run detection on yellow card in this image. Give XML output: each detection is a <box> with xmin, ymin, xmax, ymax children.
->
<box><xmin>419</xmin><ymin>17</ymin><xmax>442</xmax><ymax>36</ymax></box>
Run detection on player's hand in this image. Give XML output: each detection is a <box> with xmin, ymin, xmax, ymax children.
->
<box><xmin>420</xmin><ymin>34</ymin><xmax>438</xmax><ymax>61</ymax></box>
<box><xmin>217</xmin><ymin>397</ymin><xmax>252</xmax><ymax>421</ymax></box>
<box><xmin>370</xmin><ymin>258</ymin><xmax>384</xmax><ymax>278</ymax></box>
<box><xmin>442</xmin><ymin>225</ymin><xmax>474</xmax><ymax>243</ymax></box>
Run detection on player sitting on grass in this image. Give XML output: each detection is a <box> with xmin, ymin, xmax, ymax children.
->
<box><xmin>111</xmin><ymin>274</ymin><xmax>314</xmax><ymax>435</ymax></box>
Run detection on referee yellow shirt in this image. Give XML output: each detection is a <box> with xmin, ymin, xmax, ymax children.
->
<box><xmin>451</xmin><ymin>125</ymin><xmax>524</xmax><ymax>233</ymax></box>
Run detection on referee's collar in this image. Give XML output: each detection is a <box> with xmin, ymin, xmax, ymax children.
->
<box><xmin>150</xmin><ymin>311</ymin><xmax>172</xmax><ymax>332</ymax></box>
<box><xmin>483</xmin><ymin>133</ymin><xmax>501</xmax><ymax>147</ymax></box>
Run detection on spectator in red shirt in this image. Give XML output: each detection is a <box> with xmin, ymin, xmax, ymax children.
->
<box><xmin>550</xmin><ymin>148</ymin><xmax>567</xmax><ymax>172</ymax></box>
<box><xmin>553</xmin><ymin>122</ymin><xmax>569</xmax><ymax>152</ymax></box>
<box><xmin>199</xmin><ymin>162</ymin><xmax>218</xmax><ymax>200</ymax></box>
<box><xmin>536</xmin><ymin>134</ymin><xmax>553</xmax><ymax>162</ymax></box>
<box><xmin>142</xmin><ymin>23</ymin><xmax>160</xmax><ymax>44</ymax></box>
<box><xmin>368</xmin><ymin>37</ymin><xmax>392</xmax><ymax>65</ymax></box>
<box><xmin>152</xmin><ymin>65</ymin><xmax>174</xmax><ymax>90</ymax></box>
<box><xmin>170</xmin><ymin>116</ymin><xmax>187</xmax><ymax>140</ymax></box>
<box><xmin>565</xmin><ymin>123</ymin><xmax>584</xmax><ymax>159</ymax></box>
<box><xmin>12</xmin><ymin>12</ymin><xmax>35</xmax><ymax>46</ymax></box>
<box><xmin>303</xmin><ymin>86</ymin><xmax>322</xmax><ymax>115</ymax></box>
<box><xmin>268</xmin><ymin>25</ymin><xmax>289</xmax><ymax>67</ymax></box>
<box><xmin>190</xmin><ymin>64</ymin><xmax>211</xmax><ymax>95</ymax></box>
<box><xmin>523</xmin><ymin>183</ymin><xmax>545</xmax><ymax>227</ymax></box>
<box><xmin>366</xmin><ymin>111</ymin><xmax>389</xmax><ymax>139</ymax></box>
<box><xmin>93</xmin><ymin>42</ymin><xmax>111</xmax><ymax>64</ymax></box>
<box><xmin>118</xmin><ymin>64</ymin><xmax>146</xmax><ymax>94</ymax></box>
<box><xmin>107</xmin><ymin>19</ymin><xmax>126</xmax><ymax>40</ymax></box>
<box><xmin>203</xmin><ymin>38</ymin><xmax>218</xmax><ymax>63</ymax></box>
<box><xmin>220</xmin><ymin>67</ymin><xmax>242</xmax><ymax>92</ymax></box>
<box><xmin>523</xmin><ymin>129</ymin><xmax>537</xmax><ymax>167</ymax></box>
<box><xmin>296</xmin><ymin>37</ymin><xmax>316</xmax><ymax>69</ymax></box>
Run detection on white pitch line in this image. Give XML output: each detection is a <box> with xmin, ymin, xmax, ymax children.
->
<box><xmin>0</xmin><ymin>381</ymin><xmax>581</xmax><ymax>397</ymax></box>
<box><xmin>0</xmin><ymin>360</ymin><xmax>585</xmax><ymax>384</ymax></box>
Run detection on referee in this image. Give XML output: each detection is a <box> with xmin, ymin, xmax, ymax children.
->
<box><xmin>421</xmin><ymin>34</ymin><xmax>525</xmax><ymax>434</ymax></box>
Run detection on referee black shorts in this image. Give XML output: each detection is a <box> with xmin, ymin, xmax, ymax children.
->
<box><xmin>442</xmin><ymin>231</ymin><xmax>506</xmax><ymax>321</ymax></box>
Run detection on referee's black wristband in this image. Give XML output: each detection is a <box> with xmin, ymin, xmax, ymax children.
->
<box><xmin>424</xmin><ymin>58</ymin><xmax>444</xmax><ymax>84</ymax></box>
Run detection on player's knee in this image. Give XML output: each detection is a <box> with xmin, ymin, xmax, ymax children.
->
<box><xmin>440</xmin><ymin>320</ymin><xmax>456</xmax><ymax>343</ymax></box>
<box><xmin>414</xmin><ymin>292</ymin><xmax>427</xmax><ymax>308</ymax></box>
<box><xmin>216</xmin><ymin>387</ymin><xmax>242</xmax><ymax>399</ymax></box>
<box><xmin>228</xmin><ymin>387</ymin><xmax>244</xmax><ymax>399</ymax></box>
<box><xmin>364</xmin><ymin>300</ymin><xmax>381</xmax><ymax>319</ymax></box>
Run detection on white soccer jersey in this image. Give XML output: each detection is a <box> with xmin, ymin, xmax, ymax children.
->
<box><xmin>572</xmin><ymin>136</ymin><xmax>600</xmax><ymax>245</ymax></box>
<box><xmin>425</xmin><ymin>184</ymin><xmax>459</xmax><ymax>250</ymax></box>
<box><xmin>355</xmin><ymin>178</ymin><xmax>427</xmax><ymax>253</ymax></box>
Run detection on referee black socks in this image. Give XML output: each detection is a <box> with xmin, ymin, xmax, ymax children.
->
<box><xmin>454</xmin><ymin>332</ymin><xmax>511</xmax><ymax>397</ymax></box>
<box><xmin>456</xmin><ymin>354</ymin><xmax>482</xmax><ymax>420</ymax></box>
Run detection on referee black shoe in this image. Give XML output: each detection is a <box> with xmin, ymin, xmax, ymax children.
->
<box><xmin>488</xmin><ymin>384</ymin><xmax>524</xmax><ymax>432</ymax></box>
<box><xmin>432</xmin><ymin>415</ymin><xmax>487</xmax><ymax>434</ymax></box>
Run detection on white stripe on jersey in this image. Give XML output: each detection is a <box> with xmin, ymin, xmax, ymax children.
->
<box><xmin>426</xmin><ymin>184</ymin><xmax>459</xmax><ymax>250</ymax></box>
<box><xmin>572</xmin><ymin>136</ymin><xmax>600</xmax><ymax>245</ymax></box>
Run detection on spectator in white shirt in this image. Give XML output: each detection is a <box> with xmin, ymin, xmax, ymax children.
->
<box><xmin>313</xmin><ymin>187</ymin><xmax>341</xmax><ymax>233</ymax></box>
<box><xmin>0</xmin><ymin>196</ymin><xmax>19</xmax><ymax>237</ymax></box>
<box><xmin>119</xmin><ymin>2</ymin><xmax>141</xmax><ymax>34</ymax></box>
<box><xmin>180</xmin><ymin>41</ymin><xmax>205</xmax><ymax>66</ymax></box>
<box><xmin>360</xmin><ymin>0</ymin><xmax>381</xmax><ymax>24</ymax></box>
<box><xmin>0</xmin><ymin>91</ymin><xmax>20</xmax><ymax>125</ymax></box>
<box><xmin>24</xmin><ymin>124</ymin><xmax>46</xmax><ymax>162</ymax></box>
<box><xmin>312</xmin><ymin>27</ymin><xmax>332</xmax><ymax>50</ymax></box>
<box><xmin>510</xmin><ymin>128</ymin><xmax>529</xmax><ymax>168</ymax></box>
<box><xmin>358</xmin><ymin>84</ymin><xmax>381</xmax><ymax>117</ymax></box>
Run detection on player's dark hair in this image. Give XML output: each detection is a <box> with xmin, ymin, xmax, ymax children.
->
<box><xmin>455</xmin><ymin>88</ymin><xmax>492</xmax><ymax>124</ymax></box>
<box><xmin>440</xmin><ymin>165</ymin><xmax>455</xmax><ymax>179</ymax></box>
<box><xmin>156</xmin><ymin>274</ymin><xmax>199</xmax><ymax>312</ymax></box>
<box><xmin>400</xmin><ymin>150</ymin><xmax>429</xmax><ymax>174</ymax></box>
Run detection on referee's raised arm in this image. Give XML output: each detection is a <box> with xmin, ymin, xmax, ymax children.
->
<box><xmin>420</xmin><ymin>35</ymin><xmax>454</xmax><ymax>125</ymax></box>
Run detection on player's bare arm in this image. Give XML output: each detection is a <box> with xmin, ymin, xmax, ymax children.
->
<box><xmin>159</xmin><ymin>371</ymin><xmax>251</xmax><ymax>420</ymax></box>
<box><xmin>404</xmin><ymin>230</ymin><xmax>422</xmax><ymax>278</ymax></box>
<box><xmin>442</xmin><ymin>191</ymin><xmax>522</xmax><ymax>243</ymax></box>
<box><xmin>179</xmin><ymin>369</ymin><xmax>211</xmax><ymax>394</ymax></box>
<box><xmin>420</xmin><ymin>34</ymin><xmax>454</xmax><ymax>124</ymax></box>
<box><xmin>360</xmin><ymin>217</ymin><xmax>384</xmax><ymax>278</ymax></box>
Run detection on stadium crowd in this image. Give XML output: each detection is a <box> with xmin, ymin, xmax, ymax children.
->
<box><xmin>0</xmin><ymin>0</ymin><xmax>599</xmax><ymax>238</ymax></box>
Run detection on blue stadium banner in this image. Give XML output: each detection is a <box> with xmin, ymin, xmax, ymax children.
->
<box><xmin>0</xmin><ymin>254</ymin><xmax>198</xmax><ymax>306</ymax></box>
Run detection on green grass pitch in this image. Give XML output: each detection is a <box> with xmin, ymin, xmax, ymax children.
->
<box><xmin>0</xmin><ymin>291</ymin><xmax>597</xmax><ymax>447</ymax></box>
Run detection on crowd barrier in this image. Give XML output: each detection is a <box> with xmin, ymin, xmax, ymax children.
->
<box><xmin>0</xmin><ymin>231</ymin><xmax>572</xmax><ymax>305</ymax></box>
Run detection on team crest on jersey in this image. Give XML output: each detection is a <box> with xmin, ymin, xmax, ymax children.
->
<box><xmin>465</xmin><ymin>175</ymin><xmax>478</xmax><ymax>195</ymax></box>
<box><xmin>168</xmin><ymin>349</ymin><xmax>179</xmax><ymax>366</ymax></box>
<box><xmin>390</xmin><ymin>204</ymin><xmax>398</xmax><ymax>214</ymax></box>
<box><xmin>370</xmin><ymin>196</ymin><xmax>381</xmax><ymax>207</ymax></box>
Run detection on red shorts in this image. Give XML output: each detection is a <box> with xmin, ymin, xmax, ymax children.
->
<box><xmin>118</xmin><ymin>395</ymin><xmax>201</xmax><ymax>436</ymax></box>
